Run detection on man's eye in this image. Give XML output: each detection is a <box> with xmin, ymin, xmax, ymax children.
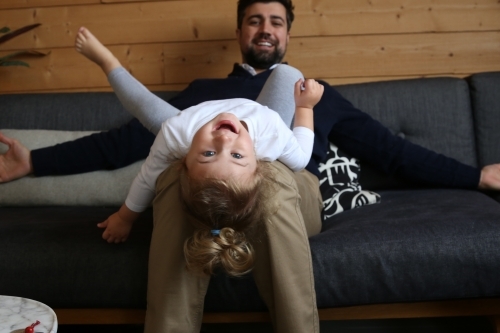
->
<box><xmin>203</xmin><ymin>151</ymin><xmax>216</xmax><ymax>157</ymax></box>
<box><xmin>232</xmin><ymin>153</ymin><xmax>243</xmax><ymax>159</ymax></box>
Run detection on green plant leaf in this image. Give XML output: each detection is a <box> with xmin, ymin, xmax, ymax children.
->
<box><xmin>0</xmin><ymin>60</ymin><xmax>29</xmax><ymax>67</ymax></box>
<box><xmin>0</xmin><ymin>23</ymin><xmax>41</xmax><ymax>45</ymax></box>
<box><xmin>0</xmin><ymin>50</ymin><xmax>49</xmax><ymax>61</ymax></box>
<box><xmin>0</xmin><ymin>24</ymin><xmax>46</xmax><ymax>68</ymax></box>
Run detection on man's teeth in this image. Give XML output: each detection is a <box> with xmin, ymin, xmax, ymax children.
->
<box><xmin>258</xmin><ymin>42</ymin><xmax>273</xmax><ymax>46</ymax></box>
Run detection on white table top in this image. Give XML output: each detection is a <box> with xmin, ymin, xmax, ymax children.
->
<box><xmin>0</xmin><ymin>295</ymin><xmax>57</xmax><ymax>333</ymax></box>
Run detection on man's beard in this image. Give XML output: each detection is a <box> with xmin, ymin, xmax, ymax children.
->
<box><xmin>243</xmin><ymin>44</ymin><xmax>286</xmax><ymax>70</ymax></box>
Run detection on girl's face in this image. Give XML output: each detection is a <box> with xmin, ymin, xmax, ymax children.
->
<box><xmin>185</xmin><ymin>113</ymin><xmax>257</xmax><ymax>181</ymax></box>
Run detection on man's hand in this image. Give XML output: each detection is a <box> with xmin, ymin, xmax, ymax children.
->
<box><xmin>0</xmin><ymin>132</ymin><xmax>33</xmax><ymax>183</ymax></box>
<box><xmin>479</xmin><ymin>164</ymin><xmax>500</xmax><ymax>191</ymax></box>
<box><xmin>294</xmin><ymin>78</ymin><xmax>324</xmax><ymax>109</ymax></box>
<box><xmin>97</xmin><ymin>204</ymin><xmax>140</xmax><ymax>243</ymax></box>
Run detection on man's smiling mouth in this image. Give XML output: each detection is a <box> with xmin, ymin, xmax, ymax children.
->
<box><xmin>257</xmin><ymin>41</ymin><xmax>273</xmax><ymax>47</ymax></box>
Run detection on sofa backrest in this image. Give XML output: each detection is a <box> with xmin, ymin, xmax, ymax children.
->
<box><xmin>468</xmin><ymin>72</ymin><xmax>500</xmax><ymax>168</ymax></box>
<box><xmin>0</xmin><ymin>91</ymin><xmax>178</xmax><ymax>131</ymax></box>
<box><xmin>334</xmin><ymin>77</ymin><xmax>478</xmax><ymax>189</ymax></box>
<box><xmin>2</xmin><ymin>73</ymin><xmax>499</xmax><ymax>204</ymax></box>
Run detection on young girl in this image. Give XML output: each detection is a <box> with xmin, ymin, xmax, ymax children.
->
<box><xmin>75</xmin><ymin>27</ymin><xmax>323</xmax><ymax>276</ymax></box>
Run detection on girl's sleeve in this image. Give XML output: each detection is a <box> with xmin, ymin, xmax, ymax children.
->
<box><xmin>125</xmin><ymin>131</ymin><xmax>172</xmax><ymax>212</ymax></box>
<box><xmin>278</xmin><ymin>123</ymin><xmax>314</xmax><ymax>172</ymax></box>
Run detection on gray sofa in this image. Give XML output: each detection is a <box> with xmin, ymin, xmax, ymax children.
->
<box><xmin>1</xmin><ymin>72</ymin><xmax>500</xmax><ymax>329</ymax></box>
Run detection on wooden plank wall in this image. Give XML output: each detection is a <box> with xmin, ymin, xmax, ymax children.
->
<box><xmin>1</xmin><ymin>0</ymin><xmax>499</xmax><ymax>94</ymax></box>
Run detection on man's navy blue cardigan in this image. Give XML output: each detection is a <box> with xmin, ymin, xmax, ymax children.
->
<box><xmin>31</xmin><ymin>65</ymin><xmax>480</xmax><ymax>188</ymax></box>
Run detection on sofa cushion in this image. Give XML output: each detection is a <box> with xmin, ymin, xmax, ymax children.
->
<box><xmin>0</xmin><ymin>207</ymin><xmax>153</xmax><ymax>308</ymax></box>
<box><xmin>335</xmin><ymin>77</ymin><xmax>477</xmax><ymax>189</ymax></box>
<box><xmin>208</xmin><ymin>189</ymin><xmax>500</xmax><ymax>311</ymax></box>
<box><xmin>468</xmin><ymin>72</ymin><xmax>500</xmax><ymax>167</ymax></box>
<box><xmin>0</xmin><ymin>129</ymin><xmax>142</xmax><ymax>206</ymax></box>
<box><xmin>3</xmin><ymin>190</ymin><xmax>498</xmax><ymax>311</ymax></box>
<box><xmin>313</xmin><ymin>189</ymin><xmax>500</xmax><ymax>307</ymax></box>
<box><xmin>0</xmin><ymin>92</ymin><xmax>178</xmax><ymax>131</ymax></box>
<box><xmin>319</xmin><ymin>143</ymin><xmax>380</xmax><ymax>218</ymax></box>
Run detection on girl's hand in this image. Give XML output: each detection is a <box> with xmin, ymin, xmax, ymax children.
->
<box><xmin>97</xmin><ymin>212</ymin><xmax>133</xmax><ymax>243</ymax></box>
<box><xmin>294</xmin><ymin>79</ymin><xmax>324</xmax><ymax>109</ymax></box>
<box><xmin>97</xmin><ymin>204</ymin><xmax>139</xmax><ymax>243</ymax></box>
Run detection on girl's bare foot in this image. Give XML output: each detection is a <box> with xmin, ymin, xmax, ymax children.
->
<box><xmin>75</xmin><ymin>27</ymin><xmax>121</xmax><ymax>75</ymax></box>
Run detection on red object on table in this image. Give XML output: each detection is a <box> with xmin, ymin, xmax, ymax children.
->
<box><xmin>24</xmin><ymin>320</ymin><xmax>40</xmax><ymax>333</ymax></box>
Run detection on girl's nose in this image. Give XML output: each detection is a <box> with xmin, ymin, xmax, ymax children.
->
<box><xmin>214</xmin><ymin>133</ymin><xmax>232</xmax><ymax>145</ymax></box>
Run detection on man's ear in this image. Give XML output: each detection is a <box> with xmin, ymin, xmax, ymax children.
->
<box><xmin>235</xmin><ymin>28</ymin><xmax>241</xmax><ymax>41</ymax></box>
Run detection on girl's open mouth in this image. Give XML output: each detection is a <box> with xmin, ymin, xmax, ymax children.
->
<box><xmin>214</xmin><ymin>120</ymin><xmax>238</xmax><ymax>133</ymax></box>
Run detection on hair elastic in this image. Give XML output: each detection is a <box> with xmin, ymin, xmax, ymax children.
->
<box><xmin>210</xmin><ymin>229</ymin><xmax>221</xmax><ymax>236</ymax></box>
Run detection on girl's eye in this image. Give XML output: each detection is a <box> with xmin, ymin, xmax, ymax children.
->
<box><xmin>232</xmin><ymin>153</ymin><xmax>243</xmax><ymax>159</ymax></box>
<box><xmin>203</xmin><ymin>151</ymin><xmax>216</xmax><ymax>157</ymax></box>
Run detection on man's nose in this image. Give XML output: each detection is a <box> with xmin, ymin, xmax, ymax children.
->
<box><xmin>259</xmin><ymin>20</ymin><xmax>273</xmax><ymax>34</ymax></box>
<box><xmin>258</xmin><ymin>31</ymin><xmax>272</xmax><ymax>40</ymax></box>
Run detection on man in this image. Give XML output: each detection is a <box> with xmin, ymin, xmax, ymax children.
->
<box><xmin>2</xmin><ymin>1</ymin><xmax>500</xmax><ymax>332</ymax></box>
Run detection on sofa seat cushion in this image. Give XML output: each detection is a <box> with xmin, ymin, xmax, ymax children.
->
<box><xmin>207</xmin><ymin>189</ymin><xmax>500</xmax><ymax>312</ymax></box>
<box><xmin>313</xmin><ymin>189</ymin><xmax>500</xmax><ymax>308</ymax></box>
<box><xmin>0</xmin><ymin>207</ymin><xmax>152</xmax><ymax>308</ymax></box>
<box><xmin>2</xmin><ymin>190</ymin><xmax>500</xmax><ymax>312</ymax></box>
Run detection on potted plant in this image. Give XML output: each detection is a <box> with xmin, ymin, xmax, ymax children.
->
<box><xmin>0</xmin><ymin>23</ymin><xmax>48</xmax><ymax>67</ymax></box>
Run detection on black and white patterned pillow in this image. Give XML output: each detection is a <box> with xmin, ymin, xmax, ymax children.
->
<box><xmin>318</xmin><ymin>143</ymin><xmax>381</xmax><ymax>220</ymax></box>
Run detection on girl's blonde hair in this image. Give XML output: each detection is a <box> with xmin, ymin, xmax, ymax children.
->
<box><xmin>176</xmin><ymin>160</ymin><xmax>277</xmax><ymax>277</ymax></box>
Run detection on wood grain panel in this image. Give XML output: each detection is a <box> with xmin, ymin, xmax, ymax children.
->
<box><xmin>1</xmin><ymin>31</ymin><xmax>499</xmax><ymax>93</ymax></box>
<box><xmin>0</xmin><ymin>44</ymin><xmax>164</xmax><ymax>92</ymax></box>
<box><xmin>286</xmin><ymin>32</ymin><xmax>500</xmax><ymax>79</ymax></box>
<box><xmin>1</xmin><ymin>0</ymin><xmax>499</xmax><ymax>51</ymax></box>
<box><xmin>295</xmin><ymin>0</ymin><xmax>500</xmax><ymax>37</ymax></box>
<box><xmin>0</xmin><ymin>0</ymin><xmax>98</xmax><ymax>10</ymax></box>
<box><xmin>162</xmin><ymin>40</ymin><xmax>239</xmax><ymax>83</ymax></box>
<box><xmin>101</xmin><ymin>0</ymin><xmax>188</xmax><ymax>2</ymax></box>
<box><xmin>0</xmin><ymin>0</ymin><xmax>237</xmax><ymax>51</ymax></box>
<box><xmin>162</xmin><ymin>31</ymin><xmax>500</xmax><ymax>83</ymax></box>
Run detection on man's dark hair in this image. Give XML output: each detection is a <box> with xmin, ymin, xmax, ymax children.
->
<box><xmin>237</xmin><ymin>0</ymin><xmax>295</xmax><ymax>31</ymax></box>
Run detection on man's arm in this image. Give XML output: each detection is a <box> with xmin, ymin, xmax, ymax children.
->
<box><xmin>31</xmin><ymin>118</ymin><xmax>154</xmax><ymax>177</ymax></box>
<box><xmin>309</xmin><ymin>82</ymin><xmax>485</xmax><ymax>189</ymax></box>
<box><xmin>0</xmin><ymin>119</ymin><xmax>154</xmax><ymax>182</ymax></box>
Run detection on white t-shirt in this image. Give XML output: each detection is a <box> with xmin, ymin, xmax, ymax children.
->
<box><xmin>125</xmin><ymin>98</ymin><xmax>314</xmax><ymax>212</ymax></box>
